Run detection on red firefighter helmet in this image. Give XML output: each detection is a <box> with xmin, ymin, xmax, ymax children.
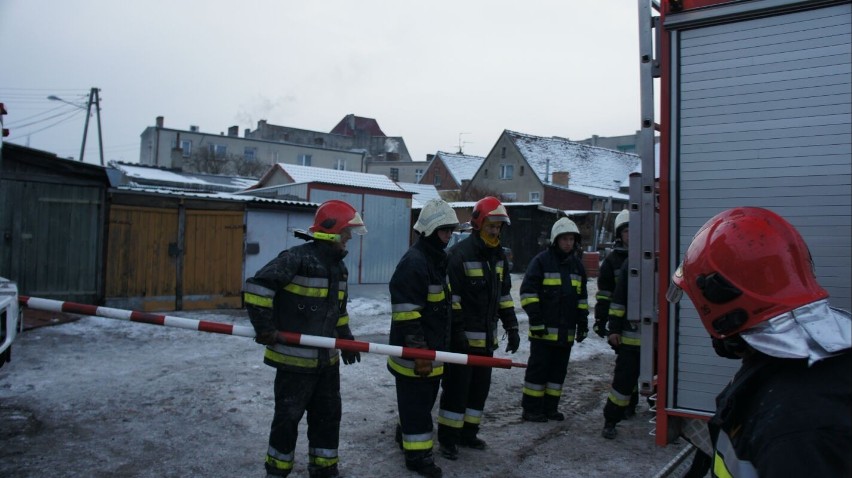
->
<box><xmin>470</xmin><ymin>196</ymin><xmax>511</xmax><ymax>230</ymax></box>
<box><xmin>308</xmin><ymin>200</ymin><xmax>367</xmax><ymax>241</ymax></box>
<box><xmin>669</xmin><ymin>207</ymin><xmax>827</xmax><ymax>339</ymax></box>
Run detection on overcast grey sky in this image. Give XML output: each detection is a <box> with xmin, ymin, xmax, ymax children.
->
<box><xmin>0</xmin><ymin>0</ymin><xmax>642</xmax><ymax>165</ymax></box>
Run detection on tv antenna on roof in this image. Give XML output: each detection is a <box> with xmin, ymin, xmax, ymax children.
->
<box><xmin>457</xmin><ymin>132</ymin><xmax>471</xmax><ymax>154</ymax></box>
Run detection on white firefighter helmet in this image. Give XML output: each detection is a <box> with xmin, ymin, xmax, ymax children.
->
<box><xmin>614</xmin><ymin>209</ymin><xmax>629</xmax><ymax>235</ymax></box>
<box><xmin>413</xmin><ymin>199</ymin><xmax>460</xmax><ymax>236</ymax></box>
<box><xmin>550</xmin><ymin>217</ymin><xmax>580</xmax><ymax>244</ymax></box>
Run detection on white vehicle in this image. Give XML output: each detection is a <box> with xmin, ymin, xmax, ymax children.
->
<box><xmin>0</xmin><ymin>276</ymin><xmax>21</xmax><ymax>369</ymax></box>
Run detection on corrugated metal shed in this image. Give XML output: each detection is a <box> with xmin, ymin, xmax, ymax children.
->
<box><xmin>245</xmin><ymin>163</ymin><xmax>413</xmax><ymax>284</ymax></box>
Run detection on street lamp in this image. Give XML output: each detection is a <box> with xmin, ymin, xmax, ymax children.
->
<box><xmin>47</xmin><ymin>88</ymin><xmax>104</xmax><ymax>165</ymax></box>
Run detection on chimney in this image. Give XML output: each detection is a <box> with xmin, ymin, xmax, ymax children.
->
<box><xmin>244</xmin><ymin>128</ymin><xmax>251</xmax><ymax>138</ymax></box>
<box><xmin>426</xmin><ymin>154</ymin><xmax>435</xmax><ymax>162</ymax></box>
<box><xmin>347</xmin><ymin>114</ymin><xmax>355</xmax><ymax>131</ymax></box>
<box><xmin>156</xmin><ymin>116</ymin><xmax>164</xmax><ymax>128</ymax></box>
<box><xmin>552</xmin><ymin>171</ymin><xmax>570</xmax><ymax>187</ymax></box>
<box><xmin>228</xmin><ymin>125</ymin><xmax>239</xmax><ymax>137</ymax></box>
<box><xmin>190</xmin><ymin>125</ymin><xmax>199</xmax><ymax>132</ymax></box>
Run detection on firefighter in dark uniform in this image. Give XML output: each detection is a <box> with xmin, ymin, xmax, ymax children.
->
<box><xmin>519</xmin><ymin>217</ymin><xmax>589</xmax><ymax>422</ymax></box>
<box><xmin>388</xmin><ymin>199</ymin><xmax>463</xmax><ymax>478</ymax></box>
<box><xmin>437</xmin><ymin>196</ymin><xmax>520</xmax><ymax>460</ymax></box>
<box><xmin>594</xmin><ymin>209</ymin><xmax>629</xmax><ymax>339</ymax></box>
<box><xmin>243</xmin><ymin>200</ymin><xmax>366</xmax><ymax>478</ymax></box>
<box><xmin>667</xmin><ymin>207</ymin><xmax>851</xmax><ymax>477</ymax></box>
<box><xmin>601</xmin><ymin>261</ymin><xmax>640</xmax><ymax>439</ymax></box>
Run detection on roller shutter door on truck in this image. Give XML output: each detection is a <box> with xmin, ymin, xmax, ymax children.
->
<box><xmin>668</xmin><ymin>2</ymin><xmax>852</xmax><ymax>413</ymax></box>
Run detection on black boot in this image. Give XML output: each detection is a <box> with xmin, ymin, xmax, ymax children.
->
<box><xmin>522</xmin><ymin>410</ymin><xmax>547</xmax><ymax>422</ymax></box>
<box><xmin>602</xmin><ymin>422</ymin><xmax>617</xmax><ymax>439</ymax></box>
<box><xmin>546</xmin><ymin>411</ymin><xmax>565</xmax><ymax>421</ymax></box>
<box><xmin>406</xmin><ymin>454</ymin><xmax>443</xmax><ymax>478</ymax></box>
<box><xmin>437</xmin><ymin>442</ymin><xmax>459</xmax><ymax>460</ymax></box>
<box><xmin>308</xmin><ymin>464</ymin><xmax>339</xmax><ymax>478</ymax></box>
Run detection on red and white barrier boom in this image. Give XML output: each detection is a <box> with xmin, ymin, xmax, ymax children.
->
<box><xmin>18</xmin><ymin>296</ymin><xmax>526</xmax><ymax>369</ymax></box>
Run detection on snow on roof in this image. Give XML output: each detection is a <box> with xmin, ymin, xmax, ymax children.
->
<box><xmin>113</xmin><ymin>185</ymin><xmax>317</xmax><ymax>206</ymax></box>
<box><xmin>110</xmin><ymin>162</ymin><xmax>258</xmax><ymax>192</ymax></box>
<box><xmin>397</xmin><ymin>182</ymin><xmax>442</xmax><ymax>209</ymax></box>
<box><xmin>435</xmin><ymin>151</ymin><xmax>485</xmax><ymax>185</ymax></box>
<box><xmin>507</xmin><ymin>131</ymin><xmax>640</xmax><ymax>192</ymax></box>
<box><xmin>275</xmin><ymin>163</ymin><xmax>406</xmax><ymax>193</ymax></box>
<box><xmin>564</xmin><ymin>183</ymin><xmax>629</xmax><ymax>200</ymax></box>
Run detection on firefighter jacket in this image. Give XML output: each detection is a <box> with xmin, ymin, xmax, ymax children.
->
<box><xmin>607</xmin><ymin>263</ymin><xmax>640</xmax><ymax>347</ymax></box>
<box><xmin>519</xmin><ymin>245</ymin><xmax>589</xmax><ymax>346</ymax></box>
<box><xmin>595</xmin><ymin>242</ymin><xmax>627</xmax><ymax>322</ymax></box>
<box><xmin>708</xmin><ymin>350</ymin><xmax>851</xmax><ymax>477</ymax></box>
<box><xmin>447</xmin><ymin>233</ymin><xmax>518</xmax><ymax>352</ymax></box>
<box><xmin>243</xmin><ymin>240</ymin><xmax>353</xmax><ymax>373</ymax></box>
<box><xmin>387</xmin><ymin>236</ymin><xmax>458</xmax><ymax>380</ymax></box>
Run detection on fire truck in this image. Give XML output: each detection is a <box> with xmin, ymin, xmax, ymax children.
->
<box><xmin>630</xmin><ymin>0</ymin><xmax>852</xmax><ymax>455</ymax></box>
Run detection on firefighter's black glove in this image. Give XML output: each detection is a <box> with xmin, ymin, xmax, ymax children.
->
<box><xmin>341</xmin><ymin>350</ymin><xmax>361</xmax><ymax>365</ymax></box>
<box><xmin>592</xmin><ymin>319</ymin><xmax>608</xmax><ymax>338</ymax></box>
<box><xmin>594</xmin><ymin>301</ymin><xmax>609</xmax><ymax>324</ymax></box>
<box><xmin>505</xmin><ymin>327</ymin><xmax>520</xmax><ymax>354</ymax></box>
<box><xmin>575</xmin><ymin>321</ymin><xmax>588</xmax><ymax>343</ymax></box>
<box><xmin>254</xmin><ymin>330</ymin><xmax>277</xmax><ymax>346</ymax></box>
<box><xmin>451</xmin><ymin>332</ymin><xmax>469</xmax><ymax>354</ymax></box>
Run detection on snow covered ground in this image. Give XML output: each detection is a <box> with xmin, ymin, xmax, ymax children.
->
<box><xmin>0</xmin><ymin>275</ymin><xmax>690</xmax><ymax>477</ymax></box>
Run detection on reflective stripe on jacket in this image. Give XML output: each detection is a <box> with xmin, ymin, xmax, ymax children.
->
<box><xmin>243</xmin><ymin>240</ymin><xmax>351</xmax><ymax>372</ymax></box>
<box><xmin>446</xmin><ymin>233</ymin><xmax>518</xmax><ymax>352</ymax></box>
<box><xmin>520</xmin><ymin>246</ymin><xmax>589</xmax><ymax>346</ymax></box>
<box><xmin>387</xmin><ymin>236</ymin><xmax>453</xmax><ymax>379</ymax></box>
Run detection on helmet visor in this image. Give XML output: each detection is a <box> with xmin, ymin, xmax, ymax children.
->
<box><xmin>666</xmin><ymin>263</ymin><xmax>685</xmax><ymax>304</ymax></box>
<box><xmin>347</xmin><ymin>212</ymin><xmax>368</xmax><ymax>236</ymax></box>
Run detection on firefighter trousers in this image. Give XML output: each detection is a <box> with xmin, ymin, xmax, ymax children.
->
<box><xmin>522</xmin><ymin>340</ymin><xmax>572</xmax><ymax>415</ymax></box>
<box><xmin>266</xmin><ymin>366</ymin><xmax>341</xmax><ymax>477</ymax></box>
<box><xmin>395</xmin><ymin>377</ymin><xmax>440</xmax><ymax>464</ymax></box>
<box><xmin>438</xmin><ymin>353</ymin><xmax>493</xmax><ymax>446</ymax></box>
<box><xmin>603</xmin><ymin>345</ymin><xmax>640</xmax><ymax>424</ymax></box>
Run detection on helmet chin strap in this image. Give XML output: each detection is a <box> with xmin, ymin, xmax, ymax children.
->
<box><xmin>479</xmin><ymin>228</ymin><xmax>500</xmax><ymax>248</ymax></box>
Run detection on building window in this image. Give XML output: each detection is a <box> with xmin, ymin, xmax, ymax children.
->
<box><xmin>520</xmin><ymin>166</ymin><xmax>525</xmax><ymax>176</ymax></box>
<box><xmin>298</xmin><ymin>154</ymin><xmax>312</xmax><ymax>166</ymax></box>
<box><xmin>390</xmin><ymin>168</ymin><xmax>399</xmax><ymax>181</ymax></box>
<box><xmin>500</xmin><ymin>164</ymin><xmax>514</xmax><ymax>180</ymax></box>
<box><xmin>335</xmin><ymin>158</ymin><xmax>346</xmax><ymax>171</ymax></box>
<box><xmin>314</xmin><ymin>137</ymin><xmax>325</xmax><ymax>146</ymax></box>
<box><xmin>244</xmin><ymin>147</ymin><xmax>257</xmax><ymax>162</ymax></box>
<box><xmin>434</xmin><ymin>173</ymin><xmax>442</xmax><ymax>187</ymax></box>
<box><xmin>210</xmin><ymin>144</ymin><xmax>227</xmax><ymax>158</ymax></box>
<box><xmin>415</xmin><ymin>169</ymin><xmax>424</xmax><ymax>182</ymax></box>
<box><xmin>529</xmin><ymin>191</ymin><xmax>540</xmax><ymax>202</ymax></box>
<box><xmin>501</xmin><ymin>146</ymin><xmax>506</xmax><ymax>159</ymax></box>
<box><xmin>180</xmin><ymin>140</ymin><xmax>192</xmax><ymax>158</ymax></box>
<box><xmin>502</xmin><ymin>192</ymin><xmax>517</xmax><ymax>201</ymax></box>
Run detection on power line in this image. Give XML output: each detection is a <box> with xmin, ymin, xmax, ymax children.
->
<box><xmin>7</xmin><ymin>109</ymin><xmax>84</xmax><ymax>139</ymax></box>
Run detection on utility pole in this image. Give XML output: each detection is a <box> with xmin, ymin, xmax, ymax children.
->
<box><xmin>49</xmin><ymin>87</ymin><xmax>104</xmax><ymax>165</ymax></box>
<box><xmin>80</xmin><ymin>87</ymin><xmax>104</xmax><ymax>166</ymax></box>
